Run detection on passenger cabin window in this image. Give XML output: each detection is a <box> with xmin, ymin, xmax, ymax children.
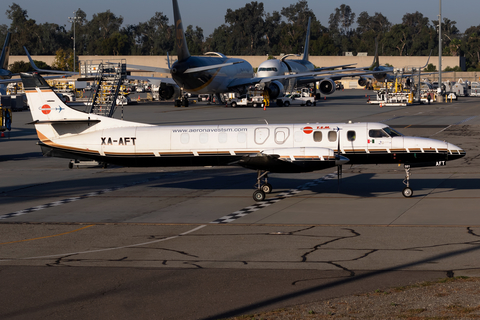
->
<box><xmin>313</xmin><ymin>131</ymin><xmax>322</xmax><ymax>142</ymax></box>
<box><xmin>347</xmin><ymin>131</ymin><xmax>356</xmax><ymax>141</ymax></box>
<box><xmin>199</xmin><ymin>133</ymin><xmax>208</xmax><ymax>144</ymax></box>
<box><xmin>237</xmin><ymin>132</ymin><xmax>246</xmax><ymax>143</ymax></box>
<box><xmin>369</xmin><ymin>129</ymin><xmax>389</xmax><ymax>138</ymax></box>
<box><xmin>218</xmin><ymin>132</ymin><xmax>227</xmax><ymax>143</ymax></box>
<box><xmin>181</xmin><ymin>133</ymin><xmax>190</xmax><ymax>144</ymax></box>
<box><xmin>328</xmin><ymin>131</ymin><xmax>337</xmax><ymax>142</ymax></box>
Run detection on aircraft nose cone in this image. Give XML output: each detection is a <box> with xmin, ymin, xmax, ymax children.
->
<box><xmin>447</xmin><ymin>142</ymin><xmax>466</xmax><ymax>159</ymax></box>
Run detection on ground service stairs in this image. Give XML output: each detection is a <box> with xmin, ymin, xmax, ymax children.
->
<box><xmin>87</xmin><ymin>60</ymin><xmax>127</xmax><ymax>117</ymax></box>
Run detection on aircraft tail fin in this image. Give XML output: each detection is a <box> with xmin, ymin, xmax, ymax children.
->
<box><xmin>21</xmin><ymin>73</ymin><xmax>91</xmax><ymax>124</ymax></box>
<box><xmin>370</xmin><ymin>37</ymin><xmax>380</xmax><ymax>70</ymax></box>
<box><xmin>0</xmin><ymin>32</ymin><xmax>11</xmax><ymax>71</ymax></box>
<box><xmin>302</xmin><ymin>17</ymin><xmax>311</xmax><ymax>61</ymax></box>
<box><xmin>172</xmin><ymin>0</ymin><xmax>191</xmax><ymax>62</ymax></box>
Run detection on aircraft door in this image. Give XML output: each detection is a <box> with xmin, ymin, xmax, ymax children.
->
<box><xmin>254</xmin><ymin>127</ymin><xmax>270</xmax><ymax>145</ymax></box>
<box><xmin>274</xmin><ymin>127</ymin><xmax>290</xmax><ymax>145</ymax></box>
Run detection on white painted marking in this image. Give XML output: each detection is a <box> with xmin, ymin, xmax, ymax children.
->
<box><xmin>0</xmin><ymin>225</ymin><xmax>207</xmax><ymax>262</ymax></box>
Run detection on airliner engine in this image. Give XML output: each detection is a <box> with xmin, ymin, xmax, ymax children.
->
<box><xmin>358</xmin><ymin>77</ymin><xmax>368</xmax><ymax>87</ymax></box>
<box><xmin>265</xmin><ymin>80</ymin><xmax>284</xmax><ymax>99</ymax></box>
<box><xmin>318</xmin><ymin>79</ymin><xmax>336</xmax><ymax>95</ymax></box>
<box><xmin>159</xmin><ymin>83</ymin><xmax>181</xmax><ymax>100</ymax></box>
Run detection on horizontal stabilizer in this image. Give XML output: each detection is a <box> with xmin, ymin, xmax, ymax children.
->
<box><xmin>28</xmin><ymin>119</ymin><xmax>101</xmax><ymax>125</ymax></box>
<box><xmin>24</xmin><ymin>47</ymin><xmax>77</xmax><ymax>75</ymax></box>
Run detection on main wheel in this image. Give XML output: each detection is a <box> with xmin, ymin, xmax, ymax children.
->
<box><xmin>261</xmin><ymin>183</ymin><xmax>272</xmax><ymax>194</ymax></box>
<box><xmin>306</xmin><ymin>100</ymin><xmax>312</xmax><ymax>106</ymax></box>
<box><xmin>284</xmin><ymin>101</ymin><xmax>290</xmax><ymax>107</ymax></box>
<box><xmin>402</xmin><ymin>187</ymin><xmax>413</xmax><ymax>198</ymax></box>
<box><xmin>231</xmin><ymin>102</ymin><xmax>237</xmax><ymax>108</ymax></box>
<box><xmin>253</xmin><ymin>190</ymin><xmax>266</xmax><ymax>201</ymax></box>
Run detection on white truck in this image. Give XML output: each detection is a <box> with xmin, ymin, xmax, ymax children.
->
<box><xmin>277</xmin><ymin>92</ymin><xmax>315</xmax><ymax>107</ymax></box>
<box><xmin>229</xmin><ymin>94</ymin><xmax>265</xmax><ymax>108</ymax></box>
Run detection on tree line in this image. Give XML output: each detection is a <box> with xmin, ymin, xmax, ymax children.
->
<box><xmin>2</xmin><ymin>1</ymin><xmax>480</xmax><ymax>71</ymax></box>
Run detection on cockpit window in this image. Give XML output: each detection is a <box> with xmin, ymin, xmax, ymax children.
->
<box><xmin>258</xmin><ymin>67</ymin><xmax>278</xmax><ymax>72</ymax></box>
<box><xmin>369</xmin><ymin>129</ymin><xmax>389</xmax><ymax>138</ymax></box>
<box><xmin>383</xmin><ymin>126</ymin><xmax>403</xmax><ymax>137</ymax></box>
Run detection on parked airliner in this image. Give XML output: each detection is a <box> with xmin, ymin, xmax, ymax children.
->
<box><xmin>136</xmin><ymin>0</ymin><xmax>382</xmax><ymax>103</ymax></box>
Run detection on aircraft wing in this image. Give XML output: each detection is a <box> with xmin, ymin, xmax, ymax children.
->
<box><xmin>126</xmin><ymin>61</ymin><xmax>245</xmax><ymax>75</ymax></box>
<box><xmin>123</xmin><ymin>64</ymin><xmax>171</xmax><ymax>74</ymax></box>
<box><xmin>314</xmin><ymin>64</ymin><xmax>357</xmax><ymax>71</ymax></box>
<box><xmin>226</xmin><ymin>69</ymin><xmax>388</xmax><ymax>90</ymax></box>
<box><xmin>24</xmin><ymin>47</ymin><xmax>78</xmax><ymax>75</ymax></box>
<box><xmin>0</xmin><ymin>78</ymin><xmax>20</xmax><ymax>84</ymax></box>
<box><xmin>127</xmin><ymin>75</ymin><xmax>177</xmax><ymax>85</ymax></box>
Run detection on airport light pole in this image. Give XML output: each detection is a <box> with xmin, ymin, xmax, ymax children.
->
<box><xmin>438</xmin><ymin>0</ymin><xmax>442</xmax><ymax>98</ymax></box>
<box><xmin>68</xmin><ymin>11</ymin><xmax>80</xmax><ymax>73</ymax></box>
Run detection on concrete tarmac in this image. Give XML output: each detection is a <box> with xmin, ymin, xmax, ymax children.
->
<box><xmin>1</xmin><ymin>90</ymin><xmax>480</xmax><ymax>320</ymax></box>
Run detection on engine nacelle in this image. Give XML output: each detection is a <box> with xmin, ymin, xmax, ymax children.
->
<box><xmin>318</xmin><ymin>79</ymin><xmax>336</xmax><ymax>95</ymax></box>
<box><xmin>159</xmin><ymin>84</ymin><xmax>180</xmax><ymax>100</ymax></box>
<box><xmin>358</xmin><ymin>77</ymin><xmax>368</xmax><ymax>87</ymax></box>
<box><xmin>265</xmin><ymin>80</ymin><xmax>284</xmax><ymax>99</ymax></box>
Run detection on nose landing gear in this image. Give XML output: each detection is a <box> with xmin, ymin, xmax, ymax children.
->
<box><xmin>402</xmin><ymin>164</ymin><xmax>413</xmax><ymax>197</ymax></box>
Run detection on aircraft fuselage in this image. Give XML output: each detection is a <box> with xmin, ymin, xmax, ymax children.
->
<box><xmin>171</xmin><ymin>56</ymin><xmax>253</xmax><ymax>94</ymax></box>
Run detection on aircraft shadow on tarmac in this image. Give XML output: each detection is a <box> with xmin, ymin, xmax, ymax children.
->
<box><xmin>0</xmin><ymin>151</ymin><xmax>43</xmax><ymax>162</ymax></box>
<box><xmin>1</xmin><ymin>129</ymin><xmax>37</xmax><ymax>141</ymax></box>
<box><xmin>2</xmin><ymin>167</ymin><xmax>474</xmax><ymax>209</ymax></box>
<box><xmin>150</xmin><ymin>170</ymin><xmax>475</xmax><ymax>199</ymax></box>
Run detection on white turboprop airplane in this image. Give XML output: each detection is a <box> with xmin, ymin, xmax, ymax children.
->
<box><xmin>22</xmin><ymin>72</ymin><xmax>465</xmax><ymax>201</ymax></box>
<box><xmin>130</xmin><ymin>0</ymin><xmax>382</xmax><ymax>103</ymax></box>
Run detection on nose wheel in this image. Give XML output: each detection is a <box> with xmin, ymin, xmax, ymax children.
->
<box><xmin>253</xmin><ymin>170</ymin><xmax>272</xmax><ymax>201</ymax></box>
<box><xmin>402</xmin><ymin>165</ymin><xmax>413</xmax><ymax>197</ymax></box>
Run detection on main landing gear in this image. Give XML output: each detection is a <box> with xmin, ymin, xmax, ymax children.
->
<box><xmin>402</xmin><ymin>164</ymin><xmax>413</xmax><ymax>197</ymax></box>
<box><xmin>252</xmin><ymin>170</ymin><xmax>272</xmax><ymax>201</ymax></box>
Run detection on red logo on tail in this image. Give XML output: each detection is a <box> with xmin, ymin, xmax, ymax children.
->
<box><xmin>41</xmin><ymin>105</ymin><xmax>51</xmax><ymax>115</ymax></box>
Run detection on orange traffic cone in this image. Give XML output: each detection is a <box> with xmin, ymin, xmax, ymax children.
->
<box><xmin>1</xmin><ymin>132</ymin><xmax>4</xmax><ymax>137</ymax></box>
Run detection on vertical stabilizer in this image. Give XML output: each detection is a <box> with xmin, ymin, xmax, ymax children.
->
<box><xmin>20</xmin><ymin>73</ymin><xmax>88</xmax><ymax>123</ymax></box>
<box><xmin>172</xmin><ymin>0</ymin><xmax>191</xmax><ymax>62</ymax></box>
<box><xmin>371</xmin><ymin>37</ymin><xmax>380</xmax><ymax>69</ymax></box>
<box><xmin>0</xmin><ymin>32</ymin><xmax>11</xmax><ymax>71</ymax></box>
<box><xmin>302</xmin><ymin>17</ymin><xmax>311</xmax><ymax>61</ymax></box>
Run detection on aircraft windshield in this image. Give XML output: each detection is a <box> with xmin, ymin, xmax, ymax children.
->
<box><xmin>258</xmin><ymin>67</ymin><xmax>278</xmax><ymax>72</ymax></box>
<box><xmin>383</xmin><ymin>126</ymin><xmax>403</xmax><ymax>137</ymax></box>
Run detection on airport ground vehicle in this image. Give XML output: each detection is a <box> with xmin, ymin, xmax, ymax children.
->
<box><xmin>277</xmin><ymin>92</ymin><xmax>315</xmax><ymax>107</ymax></box>
<box><xmin>229</xmin><ymin>94</ymin><xmax>264</xmax><ymax>108</ymax></box>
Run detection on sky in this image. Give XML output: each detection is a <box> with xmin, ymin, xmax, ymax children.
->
<box><xmin>0</xmin><ymin>0</ymin><xmax>478</xmax><ymax>36</ymax></box>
